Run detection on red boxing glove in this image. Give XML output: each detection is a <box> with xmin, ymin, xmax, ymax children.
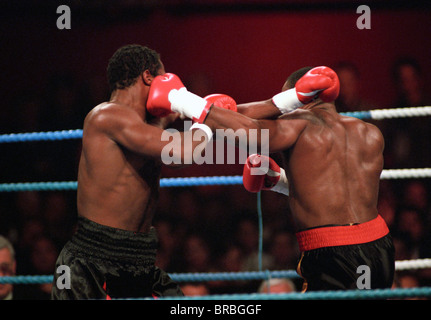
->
<box><xmin>243</xmin><ymin>154</ymin><xmax>289</xmax><ymax>196</ymax></box>
<box><xmin>147</xmin><ymin>73</ymin><xmax>212</xmax><ymax>123</ymax></box>
<box><xmin>296</xmin><ymin>66</ymin><xmax>340</xmax><ymax>104</ymax></box>
<box><xmin>147</xmin><ymin>73</ymin><xmax>185</xmax><ymax>117</ymax></box>
<box><xmin>272</xmin><ymin>66</ymin><xmax>340</xmax><ymax>114</ymax></box>
<box><xmin>204</xmin><ymin>94</ymin><xmax>238</xmax><ymax>112</ymax></box>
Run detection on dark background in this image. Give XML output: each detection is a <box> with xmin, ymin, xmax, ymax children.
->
<box><xmin>1</xmin><ymin>1</ymin><xmax>431</xmax><ymax>111</ymax></box>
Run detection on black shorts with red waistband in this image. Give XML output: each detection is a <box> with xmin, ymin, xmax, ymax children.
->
<box><xmin>51</xmin><ymin>216</ymin><xmax>183</xmax><ymax>300</ymax></box>
<box><xmin>295</xmin><ymin>215</ymin><xmax>395</xmax><ymax>291</ymax></box>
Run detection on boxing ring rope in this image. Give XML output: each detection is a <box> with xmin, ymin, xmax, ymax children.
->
<box><xmin>1</xmin><ymin>258</ymin><xmax>431</xmax><ymax>285</ymax></box>
<box><xmin>0</xmin><ymin>106</ymin><xmax>430</xmax><ymax>144</ymax></box>
<box><xmin>2</xmin><ymin>168</ymin><xmax>431</xmax><ymax>192</ymax></box>
<box><xmin>2</xmin><ymin>105</ymin><xmax>431</xmax><ymax>299</ymax></box>
<box><xmin>142</xmin><ymin>287</ymin><xmax>431</xmax><ymax>300</ymax></box>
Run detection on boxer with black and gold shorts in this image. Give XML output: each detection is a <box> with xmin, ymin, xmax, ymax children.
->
<box><xmin>51</xmin><ymin>216</ymin><xmax>183</xmax><ymax>299</ymax></box>
<box><xmin>51</xmin><ymin>45</ymin><xmax>204</xmax><ymax>300</ymax></box>
<box><xmin>295</xmin><ymin>215</ymin><xmax>395</xmax><ymax>291</ymax></box>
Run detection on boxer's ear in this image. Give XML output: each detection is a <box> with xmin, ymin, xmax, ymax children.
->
<box><xmin>141</xmin><ymin>70</ymin><xmax>154</xmax><ymax>86</ymax></box>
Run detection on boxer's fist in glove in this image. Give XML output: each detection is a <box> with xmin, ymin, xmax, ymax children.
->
<box><xmin>272</xmin><ymin>66</ymin><xmax>340</xmax><ymax>114</ymax></box>
<box><xmin>243</xmin><ymin>154</ymin><xmax>289</xmax><ymax>196</ymax></box>
<box><xmin>296</xmin><ymin>66</ymin><xmax>340</xmax><ymax>103</ymax></box>
<box><xmin>147</xmin><ymin>73</ymin><xmax>184</xmax><ymax>117</ymax></box>
<box><xmin>204</xmin><ymin>94</ymin><xmax>237</xmax><ymax>112</ymax></box>
<box><xmin>147</xmin><ymin>73</ymin><xmax>212</xmax><ymax>123</ymax></box>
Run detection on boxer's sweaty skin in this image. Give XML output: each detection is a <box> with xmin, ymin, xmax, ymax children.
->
<box><xmin>78</xmin><ymin>102</ymin><xmax>171</xmax><ymax>233</ymax></box>
<box><xmin>280</xmin><ymin>101</ymin><xmax>383</xmax><ymax>230</ymax></box>
<box><xmin>77</xmin><ymin>65</ymin><xmax>204</xmax><ymax>233</ymax></box>
<box><xmin>205</xmin><ymin>101</ymin><xmax>384</xmax><ymax>231</ymax></box>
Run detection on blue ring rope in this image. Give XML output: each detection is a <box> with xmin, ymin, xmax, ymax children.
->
<box><xmin>146</xmin><ymin>287</ymin><xmax>431</xmax><ymax>300</ymax></box>
<box><xmin>2</xmin><ymin>274</ymin><xmax>430</xmax><ymax>299</ymax></box>
<box><xmin>0</xmin><ymin>270</ymin><xmax>298</xmax><ymax>285</ymax></box>
<box><xmin>160</xmin><ymin>175</ymin><xmax>243</xmax><ymax>187</ymax></box>
<box><xmin>3</xmin><ymin>274</ymin><xmax>431</xmax><ymax>300</ymax></box>
<box><xmin>0</xmin><ymin>176</ymin><xmax>243</xmax><ymax>192</ymax></box>
<box><xmin>0</xmin><ymin>181</ymin><xmax>78</xmax><ymax>192</ymax></box>
<box><xmin>0</xmin><ymin>129</ymin><xmax>83</xmax><ymax>143</ymax></box>
<box><xmin>341</xmin><ymin>111</ymin><xmax>371</xmax><ymax>119</ymax></box>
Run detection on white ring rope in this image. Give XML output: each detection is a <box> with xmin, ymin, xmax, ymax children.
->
<box><xmin>380</xmin><ymin>168</ymin><xmax>431</xmax><ymax>179</ymax></box>
<box><xmin>370</xmin><ymin>106</ymin><xmax>431</xmax><ymax>120</ymax></box>
<box><xmin>395</xmin><ymin>258</ymin><xmax>431</xmax><ymax>271</ymax></box>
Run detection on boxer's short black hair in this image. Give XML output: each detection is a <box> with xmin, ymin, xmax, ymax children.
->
<box><xmin>107</xmin><ymin>44</ymin><xmax>162</xmax><ymax>93</ymax></box>
<box><xmin>285</xmin><ymin>66</ymin><xmax>314</xmax><ymax>89</ymax></box>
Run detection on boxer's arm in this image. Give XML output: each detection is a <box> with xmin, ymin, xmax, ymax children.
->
<box><xmin>204</xmin><ymin>94</ymin><xmax>281</xmax><ymax>119</ymax></box>
<box><xmin>236</xmin><ymin>99</ymin><xmax>281</xmax><ymax>119</ymax></box>
<box><xmin>238</xmin><ymin>66</ymin><xmax>340</xmax><ymax>118</ymax></box>
<box><xmin>204</xmin><ymin>106</ymin><xmax>307</xmax><ymax>153</ymax></box>
<box><xmin>243</xmin><ymin>154</ymin><xmax>289</xmax><ymax>195</ymax></box>
<box><xmin>91</xmin><ymin>105</ymin><xmax>210</xmax><ymax>164</ymax></box>
<box><xmin>148</xmin><ymin>112</ymin><xmax>181</xmax><ymax>129</ymax></box>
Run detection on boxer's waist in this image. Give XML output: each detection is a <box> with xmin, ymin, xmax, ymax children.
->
<box><xmin>69</xmin><ymin>216</ymin><xmax>158</xmax><ymax>266</ymax></box>
<box><xmin>295</xmin><ymin>214</ymin><xmax>389</xmax><ymax>252</ymax></box>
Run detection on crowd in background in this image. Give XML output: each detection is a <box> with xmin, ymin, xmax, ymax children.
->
<box><xmin>1</xmin><ymin>56</ymin><xmax>431</xmax><ymax>299</ymax></box>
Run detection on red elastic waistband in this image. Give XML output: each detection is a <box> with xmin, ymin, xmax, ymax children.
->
<box><xmin>295</xmin><ymin>215</ymin><xmax>389</xmax><ymax>252</ymax></box>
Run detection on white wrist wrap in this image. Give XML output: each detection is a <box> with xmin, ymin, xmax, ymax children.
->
<box><xmin>169</xmin><ymin>88</ymin><xmax>209</xmax><ymax>121</ymax></box>
<box><xmin>189</xmin><ymin>122</ymin><xmax>213</xmax><ymax>141</ymax></box>
<box><xmin>271</xmin><ymin>168</ymin><xmax>289</xmax><ymax>196</ymax></box>
<box><xmin>271</xmin><ymin>88</ymin><xmax>303</xmax><ymax>114</ymax></box>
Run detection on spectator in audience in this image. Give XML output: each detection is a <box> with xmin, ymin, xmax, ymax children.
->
<box><xmin>333</xmin><ymin>61</ymin><xmax>374</xmax><ymax>112</ymax></box>
<box><xmin>393</xmin><ymin>272</ymin><xmax>427</xmax><ymax>300</ymax></box>
<box><xmin>268</xmin><ymin>231</ymin><xmax>299</xmax><ymax>270</ymax></box>
<box><xmin>383</xmin><ymin>57</ymin><xmax>431</xmax><ymax>168</ymax></box>
<box><xmin>377</xmin><ymin>180</ymin><xmax>398</xmax><ymax>229</ymax></box>
<box><xmin>258</xmin><ymin>278</ymin><xmax>296</xmax><ymax>294</ymax></box>
<box><xmin>42</xmin><ymin>192</ymin><xmax>76</xmax><ymax>249</ymax></box>
<box><xmin>402</xmin><ymin>181</ymin><xmax>429</xmax><ymax>213</ymax></box>
<box><xmin>393</xmin><ymin>207</ymin><xmax>431</xmax><ymax>259</ymax></box>
<box><xmin>15</xmin><ymin>218</ymin><xmax>46</xmax><ymax>275</ymax></box>
<box><xmin>218</xmin><ymin>244</ymin><xmax>245</xmax><ymax>273</ymax></box>
<box><xmin>0</xmin><ymin>236</ymin><xmax>16</xmax><ymax>300</ymax></box>
<box><xmin>235</xmin><ymin>217</ymin><xmax>273</xmax><ymax>271</ymax></box>
<box><xmin>392</xmin><ymin>57</ymin><xmax>429</xmax><ymax>109</ymax></box>
<box><xmin>180</xmin><ymin>283</ymin><xmax>210</xmax><ymax>296</ymax></box>
<box><xmin>154</xmin><ymin>219</ymin><xmax>180</xmax><ymax>272</ymax></box>
<box><xmin>179</xmin><ymin>233</ymin><xmax>213</xmax><ymax>273</ymax></box>
<box><xmin>21</xmin><ymin>236</ymin><xmax>59</xmax><ymax>299</ymax></box>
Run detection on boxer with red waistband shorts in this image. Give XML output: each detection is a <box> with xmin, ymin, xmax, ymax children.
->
<box><xmin>240</xmin><ymin>69</ymin><xmax>394</xmax><ymax>291</ymax></box>
<box><xmin>148</xmin><ymin>66</ymin><xmax>394</xmax><ymax>291</ymax></box>
<box><xmin>242</xmin><ymin>152</ymin><xmax>394</xmax><ymax>291</ymax></box>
